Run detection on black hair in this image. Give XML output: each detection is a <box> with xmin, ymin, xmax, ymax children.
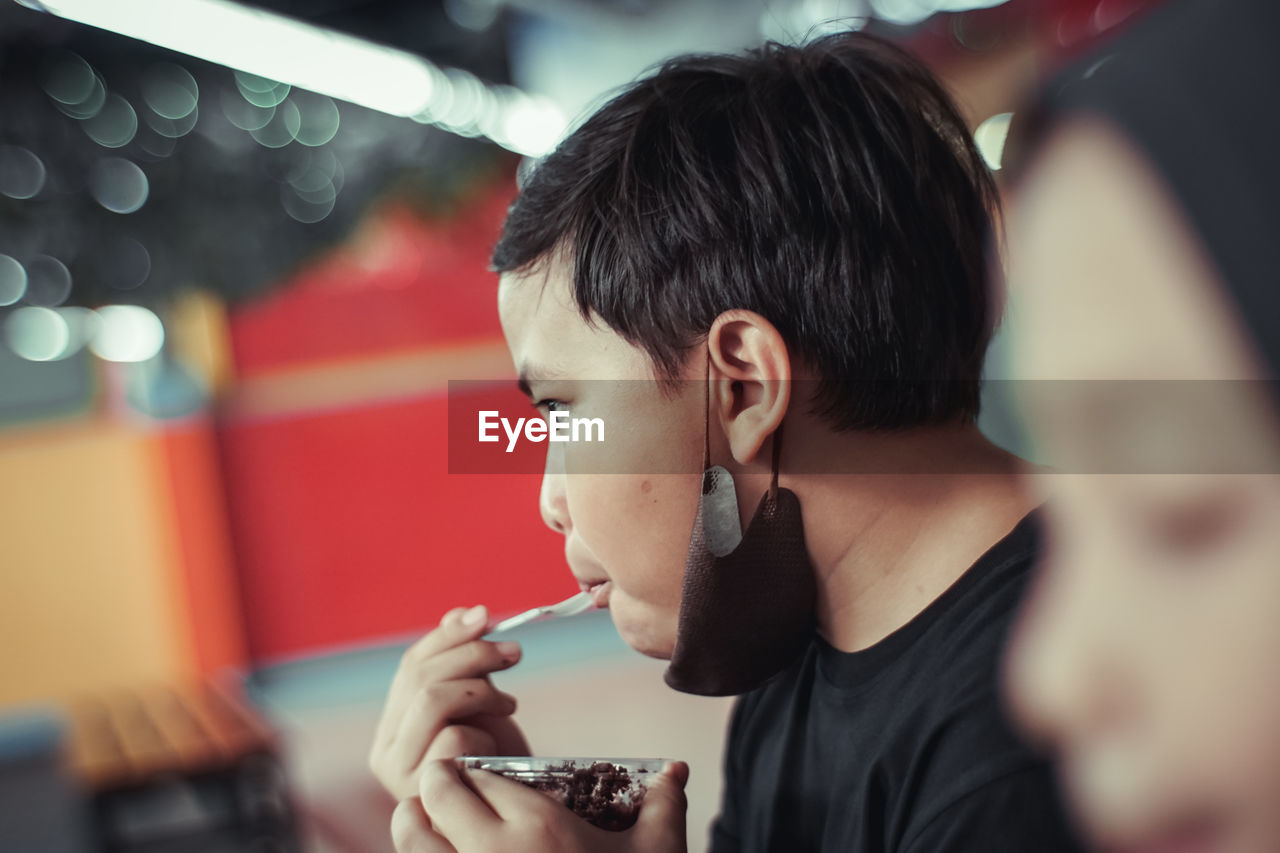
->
<box><xmin>492</xmin><ymin>32</ymin><xmax>999</xmax><ymax>431</ymax></box>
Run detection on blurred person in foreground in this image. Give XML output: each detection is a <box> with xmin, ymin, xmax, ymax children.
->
<box><xmin>1000</xmin><ymin>0</ymin><xmax>1280</xmax><ymax>851</ymax></box>
<box><xmin>372</xmin><ymin>32</ymin><xmax>1083</xmax><ymax>853</ymax></box>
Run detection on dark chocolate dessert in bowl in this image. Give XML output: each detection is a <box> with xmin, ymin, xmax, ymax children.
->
<box><xmin>455</xmin><ymin>757</ymin><xmax>667</xmax><ymax>831</ymax></box>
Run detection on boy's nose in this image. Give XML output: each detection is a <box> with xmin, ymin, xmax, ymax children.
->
<box><xmin>539</xmin><ymin>450</ymin><xmax>570</xmax><ymax>535</ymax></box>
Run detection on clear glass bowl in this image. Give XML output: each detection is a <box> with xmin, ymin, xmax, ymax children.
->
<box><xmin>455</xmin><ymin>757</ymin><xmax>668</xmax><ymax>831</ymax></box>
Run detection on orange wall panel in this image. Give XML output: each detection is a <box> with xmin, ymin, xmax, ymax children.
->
<box><xmin>0</xmin><ymin>421</ymin><xmax>198</xmax><ymax>705</ymax></box>
<box><xmin>160</xmin><ymin>419</ymin><xmax>248</xmax><ymax>676</ymax></box>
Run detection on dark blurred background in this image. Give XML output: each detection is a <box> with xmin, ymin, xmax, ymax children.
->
<box><xmin>0</xmin><ymin>1</ymin><xmax>1167</xmax><ymax>850</ymax></box>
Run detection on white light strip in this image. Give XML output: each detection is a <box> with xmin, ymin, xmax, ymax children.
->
<box><xmin>938</xmin><ymin>0</ymin><xmax>1013</xmax><ymax>10</ymax></box>
<box><xmin>19</xmin><ymin>0</ymin><xmax>567</xmax><ymax>156</ymax></box>
<box><xmin>869</xmin><ymin>0</ymin><xmax>1012</xmax><ymax>26</ymax></box>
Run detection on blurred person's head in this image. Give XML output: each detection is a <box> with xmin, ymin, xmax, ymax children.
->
<box><xmin>492</xmin><ymin>32</ymin><xmax>999</xmax><ymax>657</ymax></box>
<box><xmin>1002</xmin><ymin>110</ymin><xmax>1280</xmax><ymax>853</ymax></box>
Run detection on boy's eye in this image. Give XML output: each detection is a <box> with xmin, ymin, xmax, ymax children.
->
<box><xmin>534</xmin><ymin>399</ymin><xmax>568</xmax><ymax>415</ymax></box>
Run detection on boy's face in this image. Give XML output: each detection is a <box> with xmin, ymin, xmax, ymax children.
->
<box><xmin>1005</xmin><ymin>122</ymin><xmax>1280</xmax><ymax>853</ymax></box>
<box><xmin>497</xmin><ymin>257</ymin><xmax>704</xmax><ymax>659</ymax></box>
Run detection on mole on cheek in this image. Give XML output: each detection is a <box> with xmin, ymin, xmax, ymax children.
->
<box><xmin>640</xmin><ymin>480</ymin><xmax>653</xmax><ymax>494</ymax></box>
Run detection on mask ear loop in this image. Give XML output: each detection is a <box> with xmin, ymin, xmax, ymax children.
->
<box><xmin>769</xmin><ymin>416</ymin><xmax>783</xmax><ymax>501</ymax></box>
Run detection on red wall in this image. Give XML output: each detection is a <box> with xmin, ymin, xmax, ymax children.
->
<box><xmin>218</xmin><ymin>187</ymin><xmax>573</xmax><ymax>663</ymax></box>
<box><xmin>219</xmin><ymin>395</ymin><xmax>569</xmax><ymax>662</ymax></box>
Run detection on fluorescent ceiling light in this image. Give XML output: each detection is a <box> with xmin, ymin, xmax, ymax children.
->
<box><xmin>17</xmin><ymin>0</ymin><xmax>567</xmax><ymax>156</ymax></box>
<box><xmin>870</xmin><ymin>0</ymin><xmax>1011</xmax><ymax>26</ymax></box>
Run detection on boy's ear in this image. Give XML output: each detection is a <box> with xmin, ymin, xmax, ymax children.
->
<box><xmin>707</xmin><ymin>310</ymin><xmax>791</xmax><ymax>466</ymax></box>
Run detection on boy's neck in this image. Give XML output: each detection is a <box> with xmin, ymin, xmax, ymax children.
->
<box><xmin>779</xmin><ymin>422</ymin><xmax>1035</xmax><ymax>653</ymax></box>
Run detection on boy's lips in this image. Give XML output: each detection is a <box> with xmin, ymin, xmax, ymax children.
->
<box><xmin>572</xmin><ymin>568</ymin><xmax>612</xmax><ymax>608</ymax></box>
<box><xmin>586</xmin><ymin>580</ymin><xmax>612</xmax><ymax>608</ymax></box>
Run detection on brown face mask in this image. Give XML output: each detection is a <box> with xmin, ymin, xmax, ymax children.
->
<box><xmin>664</xmin><ymin>398</ymin><xmax>818</xmax><ymax>697</ymax></box>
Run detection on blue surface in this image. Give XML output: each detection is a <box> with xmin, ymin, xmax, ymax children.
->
<box><xmin>246</xmin><ymin>610</ymin><xmax>631</xmax><ymax>714</ymax></box>
<box><xmin>0</xmin><ymin>705</ymin><xmax>66</xmax><ymax>763</ymax></box>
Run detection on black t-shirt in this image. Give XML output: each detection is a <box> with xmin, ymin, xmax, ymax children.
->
<box><xmin>709</xmin><ymin>511</ymin><xmax>1083</xmax><ymax>852</ymax></box>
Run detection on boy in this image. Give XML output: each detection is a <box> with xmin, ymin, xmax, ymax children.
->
<box><xmin>372</xmin><ymin>32</ymin><xmax>1081</xmax><ymax>852</ymax></box>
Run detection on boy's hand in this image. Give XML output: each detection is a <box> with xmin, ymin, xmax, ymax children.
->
<box><xmin>370</xmin><ymin>605</ymin><xmax>531</xmax><ymax>800</ymax></box>
<box><xmin>390</xmin><ymin>759</ymin><xmax>690</xmax><ymax>853</ymax></box>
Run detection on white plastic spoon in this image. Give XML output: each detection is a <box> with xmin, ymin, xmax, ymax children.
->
<box><xmin>488</xmin><ymin>591</ymin><xmax>597</xmax><ymax>634</ymax></box>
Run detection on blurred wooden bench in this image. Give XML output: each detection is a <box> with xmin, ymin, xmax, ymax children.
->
<box><xmin>64</xmin><ymin>679</ymin><xmax>300</xmax><ymax>852</ymax></box>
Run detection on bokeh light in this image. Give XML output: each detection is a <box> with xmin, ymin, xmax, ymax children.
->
<box><xmin>287</xmin><ymin>149</ymin><xmax>342</xmax><ymax>196</ymax></box>
<box><xmin>43</xmin><ymin>51</ymin><xmax>107</xmax><ymax>120</ymax></box>
<box><xmin>100</xmin><ymin>239</ymin><xmax>152</xmax><ymax>291</ymax></box>
<box><xmin>0</xmin><ymin>254</ymin><xmax>28</xmax><ymax>306</ymax></box>
<box><xmin>89</xmin><ymin>157</ymin><xmax>150</xmax><ymax>213</ymax></box>
<box><xmin>236</xmin><ymin>71</ymin><xmax>292</xmax><ymax>108</ymax></box>
<box><xmin>90</xmin><ymin>304</ymin><xmax>165</xmax><ymax>363</ymax></box>
<box><xmin>141</xmin><ymin>62</ymin><xmax>199</xmax><ymax>120</ymax></box>
<box><xmin>492</xmin><ymin>95</ymin><xmax>568</xmax><ymax>159</ymax></box>
<box><xmin>759</xmin><ymin>0</ymin><xmax>867</xmax><ymax>42</ymax></box>
<box><xmin>0</xmin><ymin>145</ymin><xmax>47</xmax><ymax>199</ymax></box>
<box><xmin>974</xmin><ymin>111</ymin><xmax>1014</xmax><ymax>170</ymax></box>
<box><xmin>291</xmin><ymin>90</ymin><xmax>341</xmax><ymax>147</ymax></box>
<box><xmin>55</xmin><ymin>306</ymin><xmax>100</xmax><ymax>358</ymax></box>
<box><xmin>221</xmin><ymin>87</ymin><xmax>277</xmax><ymax>131</ymax></box>
<box><xmin>23</xmin><ymin>255</ymin><xmax>74</xmax><ymax>307</ymax></box>
<box><xmin>437</xmin><ymin>69</ymin><xmax>487</xmax><ymax>135</ymax></box>
<box><xmin>144</xmin><ymin>105</ymin><xmax>199</xmax><ymax>139</ymax></box>
<box><xmin>250</xmin><ymin>99</ymin><xmax>301</xmax><ymax>148</ymax></box>
<box><xmin>870</xmin><ymin>0</ymin><xmax>940</xmax><ymax>26</ymax></box>
<box><xmin>41</xmin><ymin>51</ymin><xmax>95</xmax><ymax>104</ymax></box>
<box><xmin>281</xmin><ymin>183</ymin><xmax>335</xmax><ymax>223</ymax></box>
<box><xmin>5</xmin><ymin>306</ymin><xmax>69</xmax><ymax>361</ymax></box>
<box><xmin>82</xmin><ymin>93</ymin><xmax>139</xmax><ymax>148</ymax></box>
<box><xmin>444</xmin><ymin>0</ymin><xmax>501</xmax><ymax>32</ymax></box>
<box><xmin>137</xmin><ymin>127</ymin><xmax>178</xmax><ymax>158</ymax></box>
<box><xmin>279</xmin><ymin>147</ymin><xmax>341</xmax><ymax>223</ymax></box>
<box><xmin>871</xmin><ymin>0</ymin><xmax>1013</xmax><ymax>25</ymax></box>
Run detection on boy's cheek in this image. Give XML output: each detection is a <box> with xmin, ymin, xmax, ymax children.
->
<box><xmin>567</xmin><ymin>475</ymin><xmax>700</xmax><ymax>562</ymax></box>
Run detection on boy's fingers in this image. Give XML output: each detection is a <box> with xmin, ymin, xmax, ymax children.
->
<box><xmin>661</xmin><ymin>760</ymin><xmax>689</xmax><ymax>786</ymax></box>
<box><xmin>390</xmin><ymin>798</ymin><xmax>456</xmax><ymax>853</ymax></box>
<box><xmin>404</xmin><ymin>605</ymin><xmax>491</xmax><ymax>665</ymax></box>
<box><xmin>418</xmin><ymin>760</ymin><xmax>497</xmax><ymax>844</ymax></box>
<box><xmin>418</xmin><ymin>639</ymin><xmax>522</xmax><ymax>684</ymax></box>
<box><xmin>423</xmin><ymin>724</ymin><xmax>499</xmax><ymax>764</ymax></box>
<box><xmin>634</xmin><ymin>761</ymin><xmax>689</xmax><ymax>848</ymax></box>
<box><xmin>482</xmin><ymin>714</ymin><xmax>533</xmax><ymax>757</ymax></box>
<box><xmin>459</xmin><ymin>764</ymin><xmax>558</xmax><ymax>819</ymax></box>
<box><xmin>392</xmin><ymin>680</ymin><xmax>518</xmax><ymax>774</ymax></box>
<box><xmin>379</xmin><ymin>606</ymin><xmax>493</xmax><ymax>737</ymax></box>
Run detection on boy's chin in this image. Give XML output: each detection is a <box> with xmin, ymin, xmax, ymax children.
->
<box><xmin>611</xmin><ymin>607</ymin><xmax>677</xmax><ymax>660</ymax></box>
